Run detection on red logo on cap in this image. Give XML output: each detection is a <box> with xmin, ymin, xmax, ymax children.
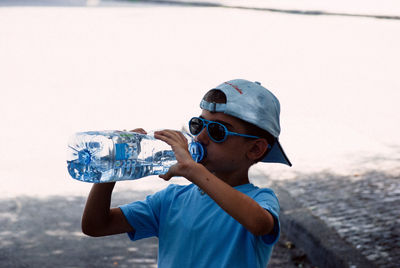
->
<box><xmin>224</xmin><ymin>82</ymin><xmax>243</xmax><ymax>94</ymax></box>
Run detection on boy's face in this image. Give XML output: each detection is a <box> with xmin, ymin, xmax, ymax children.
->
<box><xmin>193</xmin><ymin>110</ymin><xmax>254</xmax><ymax>180</ymax></box>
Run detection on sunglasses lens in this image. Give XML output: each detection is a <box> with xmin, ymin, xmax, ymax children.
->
<box><xmin>189</xmin><ymin>118</ymin><xmax>204</xmax><ymax>135</ymax></box>
<box><xmin>208</xmin><ymin>123</ymin><xmax>226</xmax><ymax>142</ymax></box>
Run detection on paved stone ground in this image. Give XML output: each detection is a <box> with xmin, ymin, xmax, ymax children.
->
<box><xmin>2</xmin><ymin>170</ymin><xmax>399</xmax><ymax>268</ymax></box>
<box><xmin>0</xmin><ymin>192</ymin><xmax>314</xmax><ymax>268</ymax></box>
<box><xmin>271</xmin><ymin>170</ymin><xmax>400</xmax><ymax>268</ymax></box>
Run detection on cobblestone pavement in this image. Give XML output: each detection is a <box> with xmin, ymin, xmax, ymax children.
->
<box><xmin>271</xmin><ymin>170</ymin><xmax>400</xmax><ymax>268</ymax></box>
<box><xmin>0</xmin><ymin>193</ymin><xmax>314</xmax><ymax>268</ymax></box>
<box><xmin>270</xmin><ymin>232</ymin><xmax>315</xmax><ymax>268</ymax></box>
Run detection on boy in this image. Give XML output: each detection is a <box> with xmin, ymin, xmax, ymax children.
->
<box><xmin>81</xmin><ymin>79</ymin><xmax>291</xmax><ymax>267</ymax></box>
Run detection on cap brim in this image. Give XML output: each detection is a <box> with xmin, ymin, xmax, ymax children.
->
<box><xmin>262</xmin><ymin>139</ymin><xmax>292</xmax><ymax>166</ymax></box>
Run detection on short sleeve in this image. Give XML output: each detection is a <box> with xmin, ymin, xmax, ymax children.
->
<box><xmin>119</xmin><ymin>189</ymin><xmax>165</xmax><ymax>241</ymax></box>
<box><xmin>253</xmin><ymin>189</ymin><xmax>281</xmax><ymax>245</ymax></box>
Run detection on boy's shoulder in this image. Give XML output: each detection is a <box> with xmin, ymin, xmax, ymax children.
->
<box><xmin>156</xmin><ymin>183</ymin><xmax>278</xmax><ymax>205</ymax></box>
<box><xmin>157</xmin><ymin>183</ymin><xmax>196</xmax><ymax>197</ymax></box>
<box><xmin>162</xmin><ymin>183</ymin><xmax>277</xmax><ymax>196</ymax></box>
<box><xmin>235</xmin><ymin>183</ymin><xmax>277</xmax><ymax>196</ymax></box>
<box><xmin>164</xmin><ymin>183</ymin><xmax>195</xmax><ymax>191</ymax></box>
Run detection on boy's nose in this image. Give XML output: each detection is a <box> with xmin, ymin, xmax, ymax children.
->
<box><xmin>195</xmin><ymin>128</ymin><xmax>209</xmax><ymax>145</ymax></box>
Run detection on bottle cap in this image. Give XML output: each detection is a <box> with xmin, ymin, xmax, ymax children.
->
<box><xmin>189</xmin><ymin>142</ymin><xmax>206</xmax><ymax>163</ymax></box>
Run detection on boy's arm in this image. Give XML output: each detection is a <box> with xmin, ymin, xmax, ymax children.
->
<box><xmin>154</xmin><ymin>130</ymin><xmax>275</xmax><ymax>236</ymax></box>
<box><xmin>189</xmin><ymin>165</ymin><xmax>274</xmax><ymax>236</ymax></box>
<box><xmin>81</xmin><ymin>182</ymin><xmax>134</xmax><ymax>237</ymax></box>
<box><xmin>82</xmin><ymin>128</ymin><xmax>147</xmax><ymax>237</ymax></box>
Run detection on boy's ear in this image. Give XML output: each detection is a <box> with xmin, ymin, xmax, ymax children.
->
<box><xmin>247</xmin><ymin>139</ymin><xmax>268</xmax><ymax>162</ymax></box>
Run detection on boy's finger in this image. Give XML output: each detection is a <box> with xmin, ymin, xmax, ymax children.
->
<box><xmin>155</xmin><ymin>130</ymin><xmax>176</xmax><ymax>138</ymax></box>
<box><xmin>155</xmin><ymin>130</ymin><xmax>185</xmax><ymax>145</ymax></box>
<box><xmin>159</xmin><ymin>164</ymin><xmax>180</xmax><ymax>181</ymax></box>
<box><xmin>159</xmin><ymin>173</ymin><xmax>171</xmax><ymax>181</ymax></box>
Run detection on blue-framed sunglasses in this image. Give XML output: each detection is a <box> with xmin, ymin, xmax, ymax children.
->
<box><xmin>188</xmin><ymin>117</ymin><xmax>260</xmax><ymax>143</ymax></box>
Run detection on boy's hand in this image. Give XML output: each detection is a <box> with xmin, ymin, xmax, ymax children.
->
<box><xmin>154</xmin><ymin>130</ymin><xmax>197</xmax><ymax>181</ymax></box>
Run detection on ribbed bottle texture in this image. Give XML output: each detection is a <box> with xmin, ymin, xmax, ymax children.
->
<box><xmin>67</xmin><ymin>131</ymin><xmax>204</xmax><ymax>183</ymax></box>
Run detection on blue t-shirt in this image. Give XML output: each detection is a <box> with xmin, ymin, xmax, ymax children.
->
<box><xmin>119</xmin><ymin>183</ymin><xmax>280</xmax><ymax>268</ymax></box>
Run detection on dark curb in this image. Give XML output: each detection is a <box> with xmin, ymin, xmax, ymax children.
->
<box><xmin>272</xmin><ymin>183</ymin><xmax>376</xmax><ymax>268</ymax></box>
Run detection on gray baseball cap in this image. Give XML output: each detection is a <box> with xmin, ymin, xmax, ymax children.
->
<box><xmin>200</xmin><ymin>79</ymin><xmax>291</xmax><ymax>166</ymax></box>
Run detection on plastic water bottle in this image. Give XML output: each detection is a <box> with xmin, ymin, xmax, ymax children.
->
<box><xmin>66</xmin><ymin>130</ymin><xmax>205</xmax><ymax>183</ymax></box>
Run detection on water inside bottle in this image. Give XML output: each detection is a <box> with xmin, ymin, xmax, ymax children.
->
<box><xmin>67</xmin><ymin>131</ymin><xmax>204</xmax><ymax>183</ymax></box>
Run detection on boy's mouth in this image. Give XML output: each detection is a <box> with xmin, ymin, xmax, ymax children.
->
<box><xmin>189</xmin><ymin>141</ymin><xmax>206</xmax><ymax>163</ymax></box>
